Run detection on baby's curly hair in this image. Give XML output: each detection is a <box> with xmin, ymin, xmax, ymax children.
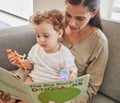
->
<box><xmin>29</xmin><ymin>9</ymin><xmax>66</xmax><ymax>32</ymax></box>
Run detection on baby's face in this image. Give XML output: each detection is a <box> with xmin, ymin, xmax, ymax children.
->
<box><xmin>34</xmin><ymin>22</ymin><xmax>61</xmax><ymax>53</ymax></box>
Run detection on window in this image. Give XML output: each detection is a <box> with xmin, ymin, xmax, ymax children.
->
<box><xmin>113</xmin><ymin>0</ymin><xmax>120</xmax><ymax>13</ymax></box>
<box><xmin>100</xmin><ymin>0</ymin><xmax>120</xmax><ymax>22</ymax></box>
<box><xmin>0</xmin><ymin>0</ymin><xmax>33</xmax><ymax>19</ymax></box>
<box><xmin>111</xmin><ymin>0</ymin><xmax>120</xmax><ymax>21</ymax></box>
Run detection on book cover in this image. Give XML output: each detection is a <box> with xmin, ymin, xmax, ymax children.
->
<box><xmin>0</xmin><ymin>67</ymin><xmax>90</xmax><ymax>103</ymax></box>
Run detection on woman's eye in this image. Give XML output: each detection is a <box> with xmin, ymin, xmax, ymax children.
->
<box><xmin>76</xmin><ymin>17</ymin><xmax>84</xmax><ymax>21</ymax></box>
<box><xmin>65</xmin><ymin>13</ymin><xmax>71</xmax><ymax>18</ymax></box>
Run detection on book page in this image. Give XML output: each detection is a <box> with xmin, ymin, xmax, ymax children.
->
<box><xmin>25</xmin><ymin>74</ymin><xmax>90</xmax><ymax>103</ymax></box>
<box><xmin>0</xmin><ymin>67</ymin><xmax>28</xmax><ymax>100</ymax></box>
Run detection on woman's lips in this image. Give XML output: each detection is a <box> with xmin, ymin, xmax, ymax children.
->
<box><xmin>69</xmin><ymin>25</ymin><xmax>79</xmax><ymax>31</ymax></box>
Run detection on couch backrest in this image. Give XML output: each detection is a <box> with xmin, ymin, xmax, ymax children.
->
<box><xmin>99</xmin><ymin>20</ymin><xmax>120</xmax><ymax>102</ymax></box>
<box><xmin>0</xmin><ymin>20</ymin><xmax>120</xmax><ymax>102</ymax></box>
<box><xmin>0</xmin><ymin>25</ymin><xmax>36</xmax><ymax>71</ymax></box>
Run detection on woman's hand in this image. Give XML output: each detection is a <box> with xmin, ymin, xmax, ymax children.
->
<box><xmin>49</xmin><ymin>101</ymin><xmax>56</xmax><ymax>103</ymax></box>
<box><xmin>0</xmin><ymin>90</ymin><xmax>10</xmax><ymax>102</ymax></box>
<box><xmin>0</xmin><ymin>90</ymin><xmax>16</xmax><ymax>103</ymax></box>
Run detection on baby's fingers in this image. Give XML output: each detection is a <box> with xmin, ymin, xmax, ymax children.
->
<box><xmin>70</xmin><ymin>73</ymin><xmax>77</xmax><ymax>79</ymax></box>
<box><xmin>8</xmin><ymin>55</ymin><xmax>16</xmax><ymax>63</ymax></box>
<box><xmin>7</xmin><ymin>55</ymin><xmax>18</xmax><ymax>66</ymax></box>
<box><xmin>7</xmin><ymin>54</ymin><xmax>14</xmax><ymax>60</ymax></box>
<box><xmin>69</xmin><ymin>70</ymin><xmax>77</xmax><ymax>79</ymax></box>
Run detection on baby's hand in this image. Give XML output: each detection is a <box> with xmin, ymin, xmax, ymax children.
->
<box><xmin>6</xmin><ymin>49</ymin><xmax>27</xmax><ymax>71</ymax></box>
<box><xmin>59</xmin><ymin>69</ymin><xmax>70</xmax><ymax>80</ymax></box>
<box><xmin>59</xmin><ymin>68</ymin><xmax>78</xmax><ymax>80</ymax></box>
<box><xmin>69</xmin><ymin>69</ymin><xmax>78</xmax><ymax>79</ymax></box>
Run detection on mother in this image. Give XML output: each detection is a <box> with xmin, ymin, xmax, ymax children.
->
<box><xmin>0</xmin><ymin>0</ymin><xmax>108</xmax><ymax>103</ymax></box>
<box><xmin>60</xmin><ymin>0</ymin><xmax>108</xmax><ymax>102</ymax></box>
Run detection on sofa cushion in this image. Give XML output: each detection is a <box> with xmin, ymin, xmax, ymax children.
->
<box><xmin>0</xmin><ymin>25</ymin><xmax>36</xmax><ymax>71</ymax></box>
<box><xmin>98</xmin><ymin>20</ymin><xmax>120</xmax><ymax>102</ymax></box>
<box><xmin>91</xmin><ymin>93</ymin><xmax>119</xmax><ymax>103</ymax></box>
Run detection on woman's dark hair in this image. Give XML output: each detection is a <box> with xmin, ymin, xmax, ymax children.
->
<box><xmin>65</xmin><ymin>0</ymin><xmax>103</xmax><ymax>31</ymax></box>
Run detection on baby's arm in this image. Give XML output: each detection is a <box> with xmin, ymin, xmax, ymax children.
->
<box><xmin>21</xmin><ymin>59</ymin><xmax>33</xmax><ymax>70</ymax></box>
<box><xmin>63</xmin><ymin>47</ymin><xmax>78</xmax><ymax>79</ymax></box>
<box><xmin>6</xmin><ymin>49</ymin><xmax>33</xmax><ymax>71</ymax></box>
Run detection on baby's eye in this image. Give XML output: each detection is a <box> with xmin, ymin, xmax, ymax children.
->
<box><xmin>44</xmin><ymin>35</ymin><xmax>49</xmax><ymax>38</ymax></box>
<box><xmin>36</xmin><ymin>35</ymin><xmax>40</xmax><ymax>38</ymax></box>
<box><xmin>35</xmin><ymin>33</ymin><xmax>40</xmax><ymax>38</ymax></box>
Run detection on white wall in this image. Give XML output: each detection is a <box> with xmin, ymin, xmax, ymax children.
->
<box><xmin>100</xmin><ymin>0</ymin><xmax>115</xmax><ymax>19</ymax></box>
<box><xmin>33</xmin><ymin>0</ymin><xmax>115</xmax><ymax>20</ymax></box>
<box><xmin>33</xmin><ymin>0</ymin><xmax>65</xmax><ymax>13</ymax></box>
<box><xmin>0</xmin><ymin>0</ymin><xmax>117</xmax><ymax>21</ymax></box>
<box><xmin>0</xmin><ymin>0</ymin><xmax>33</xmax><ymax>19</ymax></box>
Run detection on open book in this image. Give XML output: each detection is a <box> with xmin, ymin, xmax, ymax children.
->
<box><xmin>0</xmin><ymin>67</ymin><xmax>90</xmax><ymax>103</ymax></box>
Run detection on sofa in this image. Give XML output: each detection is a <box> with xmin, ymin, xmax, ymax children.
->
<box><xmin>0</xmin><ymin>20</ymin><xmax>120</xmax><ymax>103</ymax></box>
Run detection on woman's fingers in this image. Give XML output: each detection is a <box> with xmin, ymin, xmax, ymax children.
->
<box><xmin>0</xmin><ymin>90</ymin><xmax>4</xmax><ymax>99</ymax></box>
<box><xmin>49</xmin><ymin>101</ymin><xmax>56</xmax><ymax>103</ymax></box>
<box><xmin>3</xmin><ymin>92</ymin><xmax>11</xmax><ymax>101</ymax></box>
<box><xmin>0</xmin><ymin>91</ymin><xmax>10</xmax><ymax>101</ymax></box>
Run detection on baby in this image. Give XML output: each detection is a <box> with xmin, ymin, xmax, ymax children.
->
<box><xmin>8</xmin><ymin>9</ymin><xmax>78</xmax><ymax>83</ymax></box>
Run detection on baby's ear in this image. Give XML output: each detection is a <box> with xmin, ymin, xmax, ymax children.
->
<box><xmin>58</xmin><ymin>29</ymin><xmax>63</xmax><ymax>38</ymax></box>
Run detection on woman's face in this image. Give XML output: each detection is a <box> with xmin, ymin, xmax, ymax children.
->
<box><xmin>65</xmin><ymin>3</ymin><xmax>95</xmax><ymax>32</ymax></box>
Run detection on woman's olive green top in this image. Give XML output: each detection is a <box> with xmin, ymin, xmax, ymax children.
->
<box><xmin>60</xmin><ymin>29</ymin><xmax>108</xmax><ymax>103</ymax></box>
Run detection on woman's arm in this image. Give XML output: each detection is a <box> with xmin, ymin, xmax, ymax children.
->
<box><xmin>65</xmin><ymin>37</ymin><xmax>108</xmax><ymax>103</ymax></box>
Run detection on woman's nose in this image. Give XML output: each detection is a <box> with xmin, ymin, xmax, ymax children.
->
<box><xmin>69</xmin><ymin>19</ymin><xmax>76</xmax><ymax>26</ymax></box>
